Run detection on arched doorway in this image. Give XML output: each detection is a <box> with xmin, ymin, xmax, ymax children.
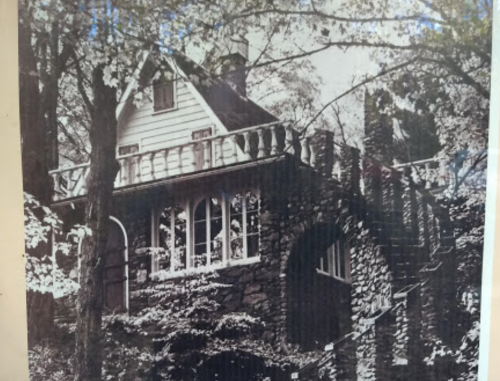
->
<box><xmin>287</xmin><ymin>223</ymin><xmax>352</xmax><ymax>350</ymax></box>
<box><xmin>103</xmin><ymin>217</ymin><xmax>129</xmax><ymax>312</ymax></box>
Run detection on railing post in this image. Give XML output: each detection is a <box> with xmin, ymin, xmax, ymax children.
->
<box><xmin>190</xmin><ymin>143</ymin><xmax>197</xmax><ymax>170</ymax></box>
<box><xmin>310</xmin><ymin>140</ymin><xmax>317</xmax><ymax>168</ymax></box>
<box><xmin>119</xmin><ymin>158</ymin><xmax>127</xmax><ymax>186</ymax></box>
<box><xmin>231</xmin><ymin>135</ymin><xmax>239</xmax><ymax>163</ymax></box>
<box><xmin>257</xmin><ymin>128</ymin><xmax>266</xmax><ymax>158</ymax></box>
<box><xmin>203</xmin><ymin>141</ymin><xmax>211</xmax><ymax>169</ymax></box>
<box><xmin>67</xmin><ymin>169</ymin><xmax>75</xmax><ymax>196</ymax></box>
<box><xmin>300</xmin><ymin>137</ymin><xmax>310</xmax><ymax>165</ymax></box>
<box><xmin>438</xmin><ymin>159</ymin><xmax>447</xmax><ymax>186</ymax></box>
<box><xmin>178</xmin><ymin>146</ymin><xmax>184</xmax><ymax>174</ymax></box>
<box><xmin>424</xmin><ymin>163</ymin><xmax>431</xmax><ymax>189</ymax></box>
<box><xmin>285</xmin><ymin>125</ymin><xmax>295</xmax><ymax>155</ymax></box>
<box><xmin>149</xmin><ymin>152</ymin><xmax>156</xmax><ymax>180</ymax></box>
<box><xmin>270</xmin><ymin>125</ymin><xmax>278</xmax><ymax>155</ymax></box>
<box><xmin>217</xmin><ymin>137</ymin><xmax>225</xmax><ymax>166</ymax></box>
<box><xmin>51</xmin><ymin>173</ymin><xmax>61</xmax><ymax>200</ymax></box>
<box><xmin>163</xmin><ymin>148</ymin><xmax>169</xmax><ymax>178</ymax></box>
<box><xmin>134</xmin><ymin>155</ymin><xmax>142</xmax><ymax>184</ymax></box>
<box><xmin>243</xmin><ymin>132</ymin><xmax>252</xmax><ymax>160</ymax></box>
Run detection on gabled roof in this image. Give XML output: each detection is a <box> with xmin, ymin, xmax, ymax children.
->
<box><xmin>117</xmin><ymin>50</ymin><xmax>277</xmax><ymax>132</ymax></box>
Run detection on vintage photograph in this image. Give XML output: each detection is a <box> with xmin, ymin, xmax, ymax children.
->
<box><xmin>19</xmin><ymin>0</ymin><xmax>492</xmax><ymax>380</ymax></box>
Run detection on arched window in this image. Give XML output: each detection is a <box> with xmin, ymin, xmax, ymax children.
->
<box><xmin>229</xmin><ymin>191</ymin><xmax>259</xmax><ymax>260</ymax></box>
<box><xmin>194</xmin><ymin>197</ymin><xmax>223</xmax><ymax>267</ymax></box>
<box><xmin>157</xmin><ymin>205</ymin><xmax>187</xmax><ymax>272</ymax></box>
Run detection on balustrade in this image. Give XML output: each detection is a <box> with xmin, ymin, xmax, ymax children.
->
<box><xmin>393</xmin><ymin>158</ymin><xmax>450</xmax><ymax>190</ymax></box>
<box><xmin>49</xmin><ymin>121</ymin><xmax>321</xmax><ymax>201</ymax></box>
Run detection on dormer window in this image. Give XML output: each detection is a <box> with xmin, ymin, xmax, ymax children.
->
<box><xmin>153</xmin><ymin>72</ymin><xmax>175</xmax><ymax>112</ymax></box>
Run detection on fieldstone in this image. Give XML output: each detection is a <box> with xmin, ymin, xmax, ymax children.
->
<box><xmin>243</xmin><ymin>292</ymin><xmax>267</xmax><ymax>305</ymax></box>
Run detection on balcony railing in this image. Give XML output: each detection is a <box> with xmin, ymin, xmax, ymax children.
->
<box><xmin>393</xmin><ymin>157</ymin><xmax>451</xmax><ymax>190</ymax></box>
<box><xmin>49</xmin><ymin>121</ymin><xmax>318</xmax><ymax>201</ymax></box>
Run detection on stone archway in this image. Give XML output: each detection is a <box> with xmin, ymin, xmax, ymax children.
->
<box><xmin>286</xmin><ymin>222</ymin><xmax>352</xmax><ymax>351</ymax></box>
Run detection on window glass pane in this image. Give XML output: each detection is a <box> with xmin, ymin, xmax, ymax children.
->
<box><xmin>158</xmin><ymin>208</ymin><xmax>173</xmax><ymax>271</ymax></box>
<box><xmin>158</xmin><ymin>205</ymin><xmax>186</xmax><ymax>271</ymax></box>
<box><xmin>339</xmin><ymin>241</ymin><xmax>346</xmax><ymax>279</ymax></box>
<box><xmin>230</xmin><ymin>194</ymin><xmax>244</xmax><ymax>260</ymax></box>
<box><xmin>210</xmin><ymin>198</ymin><xmax>223</xmax><ymax>264</ymax></box>
<box><xmin>246</xmin><ymin>192</ymin><xmax>259</xmax><ymax>257</ymax></box>
<box><xmin>173</xmin><ymin>207</ymin><xmax>186</xmax><ymax>271</ymax></box>
<box><xmin>194</xmin><ymin>199</ymin><xmax>207</xmax><ymax>267</ymax></box>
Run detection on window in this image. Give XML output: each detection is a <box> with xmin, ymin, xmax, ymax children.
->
<box><xmin>318</xmin><ymin>239</ymin><xmax>351</xmax><ymax>282</ymax></box>
<box><xmin>153</xmin><ymin>72</ymin><xmax>175</xmax><ymax>112</ymax></box>
<box><xmin>155</xmin><ymin>205</ymin><xmax>187</xmax><ymax>272</ymax></box>
<box><xmin>151</xmin><ymin>190</ymin><xmax>260</xmax><ymax>275</ymax></box>
<box><xmin>229</xmin><ymin>191</ymin><xmax>259</xmax><ymax>260</ymax></box>
<box><xmin>194</xmin><ymin>197</ymin><xmax>223</xmax><ymax>267</ymax></box>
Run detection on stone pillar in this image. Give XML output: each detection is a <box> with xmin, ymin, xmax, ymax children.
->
<box><xmin>340</xmin><ymin>145</ymin><xmax>361</xmax><ymax>196</ymax></box>
<box><xmin>402</xmin><ymin>168</ymin><xmax>419</xmax><ymax>243</ymax></box>
<box><xmin>309</xmin><ymin>129</ymin><xmax>335</xmax><ymax>178</ymax></box>
<box><xmin>364</xmin><ymin>89</ymin><xmax>394</xmax><ymax>165</ymax></box>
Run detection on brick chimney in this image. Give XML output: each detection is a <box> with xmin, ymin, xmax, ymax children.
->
<box><xmin>219</xmin><ymin>34</ymin><xmax>249</xmax><ymax>97</ymax></box>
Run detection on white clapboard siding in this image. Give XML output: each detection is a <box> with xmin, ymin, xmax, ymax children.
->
<box><xmin>118</xmin><ymin>80</ymin><xmax>224</xmax><ymax>152</ymax></box>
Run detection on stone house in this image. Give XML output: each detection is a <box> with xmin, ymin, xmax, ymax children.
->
<box><xmin>49</xmin><ymin>38</ymin><xmax>458</xmax><ymax>381</ymax></box>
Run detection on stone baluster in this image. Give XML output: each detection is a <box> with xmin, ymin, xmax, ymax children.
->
<box><xmin>177</xmin><ymin>146</ymin><xmax>184</xmax><ymax>174</ymax></box>
<box><xmin>119</xmin><ymin>158</ymin><xmax>128</xmax><ymax>186</ymax></box>
<box><xmin>67</xmin><ymin>169</ymin><xmax>75</xmax><ymax>196</ymax></box>
<box><xmin>270</xmin><ymin>125</ymin><xmax>278</xmax><ymax>155</ymax></box>
<box><xmin>217</xmin><ymin>137</ymin><xmax>225</xmax><ymax>166</ymax></box>
<box><xmin>438</xmin><ymin>159</ymin><xmax>447</xmax><ymax>186</ymax></box>
<box><xmin>190</xmin><ymin>143</ymin><xmax>197</xmax><ymax>170</ymax></box>
<box><xmin>310</xmin><ymin>140</ymin><xmax>317</xmax><ymax>168</ymax></box>
<box><xmin>231</xmin><ymin>135</ymin><xmax>238</xmax><ymax>163</ymax></box>
<box><xmin>285</xmin><ymin>125</ymin><xmax>295</xmax><ymax>155</ymax></box>
<box><xmin>149</xmin><ymin>152</ymin><xmax>156</xmax><ymax>180</ymax></box>
<box><xmin>257</xmin><ymin>128</ymin><xmax>266</xmax><ymax>158</ymax></box>
<box><xmin>51</xmin><ymin>173</ymin><xmax>61</xmax><ymax>200</ymax></box>
<box><xmin>424</xmin><ymin>163</ymin><xmax>431</xmax><ymax>189</ymax></box>
<box><xmin>300</xmin><ymin>137</ymin><xmax>310</xmax><ymax>165</ymax></box>
<box><xmin>163</xmin><ymin>148</ymin><xmax>169</xmax><ymax>178</ymax></box>
<box><xmin>81</xmin><ymin>167</ymin><xmax>90</xmax><ymax>194</ymax></box>
<box><xmin>243</xmin><ymin>132</ymin><xmax>252</xmax><ymax>160</ymax></box>
<box><xmin>134</xmin><ymin>155</ymin><xmax>142</xmax><ymax>184</ymax></box>
<box><xmin>203</xmin><ymin>141</ymin><xmax>211</xmax><ymax>169</ymax></box>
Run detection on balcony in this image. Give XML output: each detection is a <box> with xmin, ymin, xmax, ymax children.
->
<box><xmin>393</xmin><ymin>157</ymin><xmax>451</xmax><ymax>191</ymax></box>
<box><xmin>49</xmin><ymin>121</ymin><xmax>319</xmax><ymax>202</ymax></box>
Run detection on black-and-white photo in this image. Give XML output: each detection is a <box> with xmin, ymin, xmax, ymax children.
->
<box><xmin>19</xmin><ymin>1</ymin><xmax>492</xmax><ymax>380</ymax></box>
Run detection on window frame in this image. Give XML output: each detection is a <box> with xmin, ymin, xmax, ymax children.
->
<box><xmin>317</xmin><ymin>238</ymin><xmax>351</xmax><ymax>283</ymax></box>
<box><xmin>152</xmin><ymin>72</ymin><xmax>177</xmax><ymax>113</ymax></box>
<box><xmin>150</xmin><ymin>189</ymin><xmax>261</xmax><ymax>277</ymax></box>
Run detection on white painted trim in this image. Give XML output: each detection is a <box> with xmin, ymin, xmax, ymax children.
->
<box><xmin>116</xmin><ymin>51</ymin><xmax>149</xmax><ymax>123</ymax></box>
<box><xmin>150</xmin><ymin>255</ymin><xmax>260</xmax><ymax>282</ymax></box>
<box><xmin>75</xmin><ymin>216</ymin><xmax>129</xmax><ymax>312</ymax></box>
<box><xmin>151</xmin><ymin>72</ymin><xmax>178</xmax><ymax>114</ymax></box>
<box><xmin>109</xmin><ymin>216</ymin><xmax>130</xmax><ymax>312</ymax></box>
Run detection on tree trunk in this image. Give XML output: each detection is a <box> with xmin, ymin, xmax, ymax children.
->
<box><xmin>74</xmin><ymin>63</ymin><xmax>119</xmax><ymax>381</ymax></box>
<box><xmin>19</xmin><ymin>8</ymin><xmax>56</xmax><ymax>346</ymax></box>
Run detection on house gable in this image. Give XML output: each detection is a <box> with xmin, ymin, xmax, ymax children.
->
<box><xmin>117</xmin><ymin>58</ymin><xmax>230</xmax><ymax>154</ymax></box>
